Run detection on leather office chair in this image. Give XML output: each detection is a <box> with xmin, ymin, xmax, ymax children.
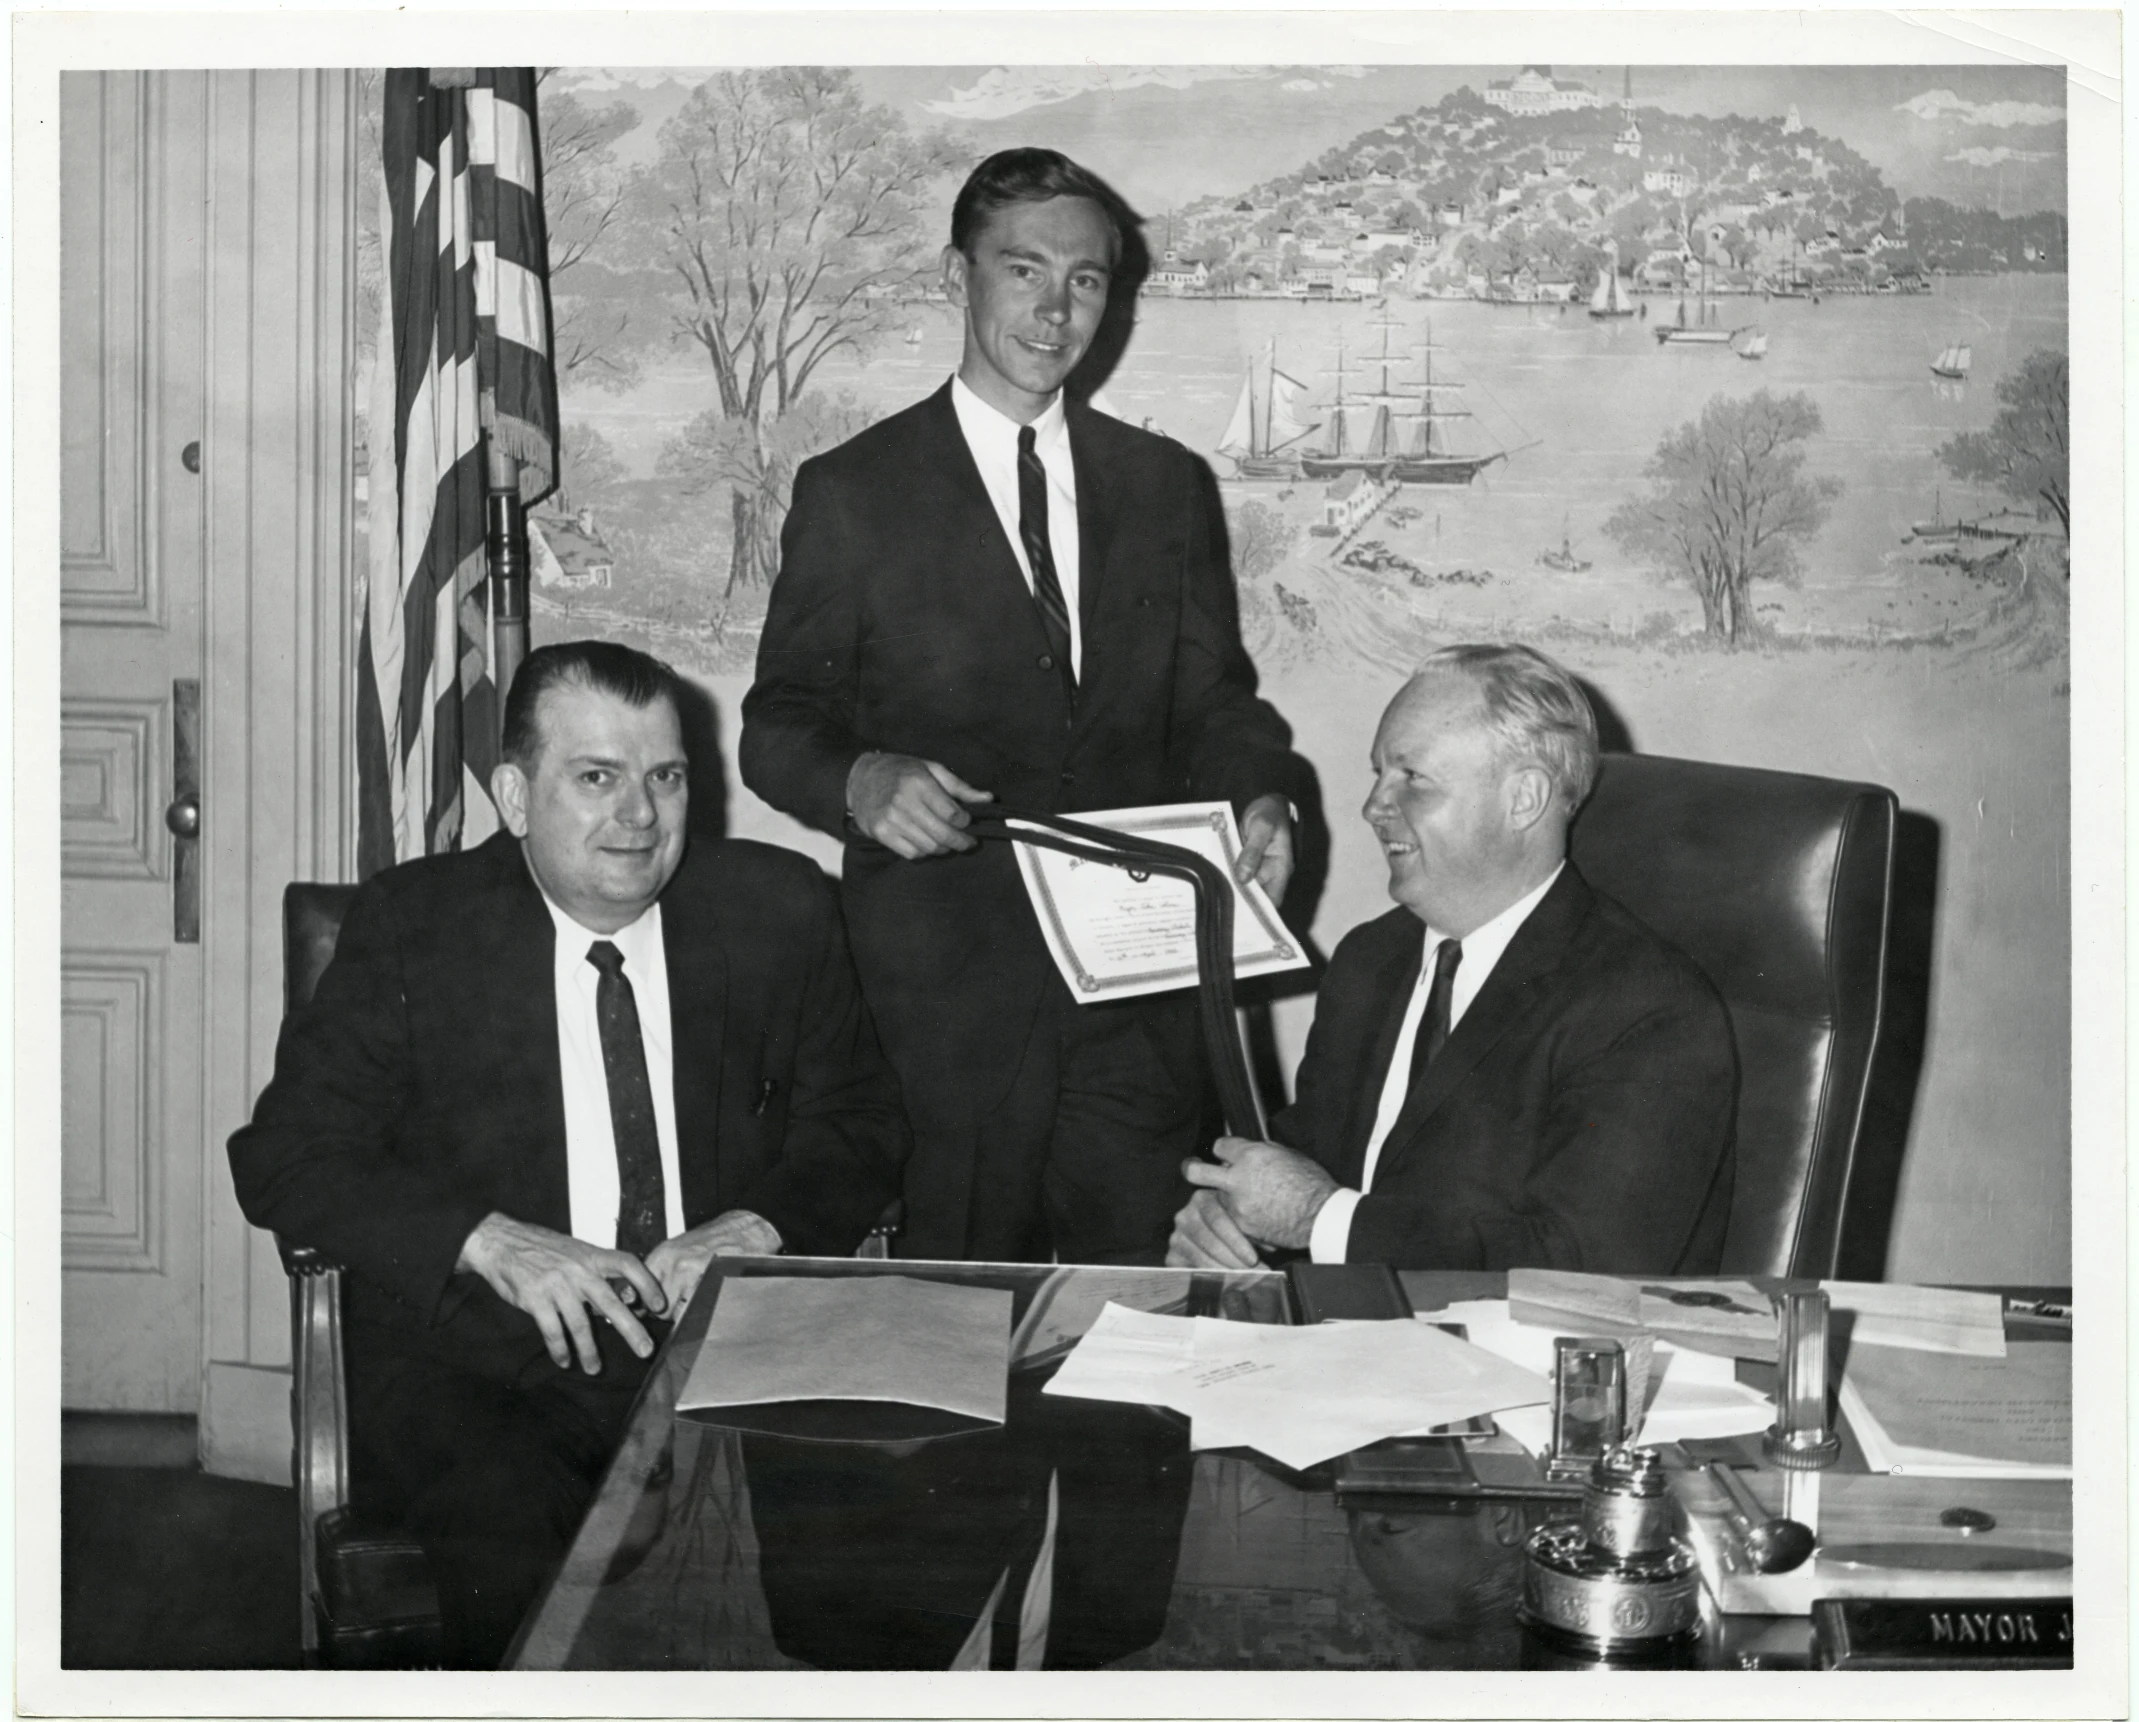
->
<box><xmin>277</xmin><ymin>879</ymin><xmax>907</xmax><ymax>1663</ymax></box>
<box><xmin>279</xmin><ymin>883</ymin><xmax>444</xmax><ymax>1669</ymax></box>
<box><xmin>1567</xmin><ymin>753</ymin><xmax>1901</xmax><ymax>1279</ymax></box>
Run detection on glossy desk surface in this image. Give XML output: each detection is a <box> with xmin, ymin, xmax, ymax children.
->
<box><xmin>510</xmin><ymin>1259</ymin><xmax>2070</xmax><ymax>1671</ymax></box>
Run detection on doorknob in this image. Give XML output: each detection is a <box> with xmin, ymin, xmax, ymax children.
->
<box><xmin>170</xmin><ymin>680</ymin><xmax>200</xmax><ymax>942</ymax></box>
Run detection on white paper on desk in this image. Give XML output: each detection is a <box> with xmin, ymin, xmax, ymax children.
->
<box><xmin>1839</xmin><ymin>1342</ymin><xmax>2068</xmax><ymax>1477</ymax></box>
<box><xmin>1011</xmin><ymin>801</ymin><xmax>1309</xmax><ymax>1003</ymax></box>
<box><xmin>1041</xmin><ymin>1301</ymin><xmax>1200</xmax><ymax>1407</ymax></box>
<box><xmin>1435</xmin><ymin>1299</ymin><xmax>1772</xmax><ymax>1456</ymax></box>
<box><xmin>1508</xmin><ymin>1268</ymin><xmax>1776</xmax><ymax>1361</ymax></box>
<box><xmin>1180</xmin><ymin>1316</ymin><xmax>1551</xmax><ymax>1472</ymax></box>
<box><xmin>1821</xmin><ymin>1279</ymin><xmax>2007</xmax><ymax>1357</ymax></box>
<box><xmin>679</xmin><ymin>1275</ymin><xmax>1011</xmax><ymax>1425</ymax></box>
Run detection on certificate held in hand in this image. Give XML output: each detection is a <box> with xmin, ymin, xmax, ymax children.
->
<box><xmin>1010</xmin><ymin>801</ymin><xmax>1310</xmax><ymax>1003</ymax></box>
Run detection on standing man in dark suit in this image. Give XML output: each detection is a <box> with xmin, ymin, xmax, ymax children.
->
<box><xmin>229</xmin><ymin>641</ymin><xmax>909</xmax><ymax>1667</ymax></box>
<box><xmin>742</xmin><ymin>149</ymin><xmax>1307</xmax><ymax>1265</ymax></box>
<box><xmin>1169</xmin><ymin>644</ymin><xmax>1736</xmax><ymax>1274</ymax></box>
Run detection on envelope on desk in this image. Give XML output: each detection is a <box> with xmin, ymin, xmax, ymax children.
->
<box><xmin>678</xmin><ymin>1275</ymin><xmax>1013</xmax><ymax>1441</ymax></box>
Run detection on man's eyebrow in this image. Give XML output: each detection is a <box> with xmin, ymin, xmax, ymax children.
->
<box><xmin>998</xmin><ymin>241</ymin><xmax>1111</xmax><ymax>275</ymax></box>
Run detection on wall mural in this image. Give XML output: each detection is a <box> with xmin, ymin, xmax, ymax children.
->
<box><xmin>357</xmin><ymin>62</ymin><xmax>2070</xmax><ymax>1280</ymax></box>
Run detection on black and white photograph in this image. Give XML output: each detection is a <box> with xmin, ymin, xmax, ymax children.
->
<box><xmin>15</xmin><ymin>8</ymin><xmax>2123</xmax><ymax>1714</ymax></box>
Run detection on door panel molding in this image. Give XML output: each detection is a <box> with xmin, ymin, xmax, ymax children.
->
<box><xmin>61</xmin><ymin>952</ymin><xmax>163</xmax><ymax>1271</ymax></box>
<box><xmin>61</xmin><ymin>697</ymin><xmax>166</xmax><ymax>880</ymax></box>
<box><xmin>60</xmin><ymin>71</ymin><xmax>159</xmax><ymax>626</ymax></box>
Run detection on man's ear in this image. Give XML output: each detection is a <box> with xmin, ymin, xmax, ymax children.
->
<box><xmin>941</xmin><ymin>242</ymin><xmax>968</xmax><ymax>308</ymax></box>
<box><xmin>491</xmin><ymin>760</ymin><xmax>531</xmax><ymax>837</ymax></box>
<box><xmin>1505</xmin><ymin>764</ymin><xmax>1555</xmax><ymax>833</ymax></box>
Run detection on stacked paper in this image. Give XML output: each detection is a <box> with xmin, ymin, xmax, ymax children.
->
<box><xmin>1838</xmin><ymin>1342</ymin><xmax>2069</xmax><ymax>1478</ymax></box>
<box><xmin>1431</xmin><ymin>1298</ymin><xmax>1775</xmax><ymax>1454</ymax></box>
<box><xmin>1821</xmin><ymin>1280</ymin><xmax>2007</xmax><ymax>1357</ymax></box>
<box><xmin>1044</xmin><ymin>1303</ymin><xmax>1552</xmax><ymax>1471</ymax></box>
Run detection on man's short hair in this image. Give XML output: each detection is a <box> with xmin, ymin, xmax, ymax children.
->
<box><xmin>500</xmin><ymin>640</ymin><xmax>684</xmax><ymax>770</ymax></box>
<box><xmin>1414</xmin><ymin>643</ymin><xmax>1600</xmax><ymax>811</ymax></box>
<box><xmin>950</xmin><ymin>148</ymin><xmax>1130</xmax><ymax>262</ymax></box>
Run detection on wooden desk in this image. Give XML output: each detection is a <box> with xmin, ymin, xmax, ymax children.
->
<box><xmin>508</xmin><ymin>1261</ymin><xmax>2069</xmax><ymax>1671</ymax></box>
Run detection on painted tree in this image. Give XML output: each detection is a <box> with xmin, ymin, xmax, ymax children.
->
<box><xmin>1938</xmin><ymin>349</ymin><xmax>2069</xmax><ymax>540</ymax></box>
<box><xmin>537</xmin><ymin>82</ymin><xmax>643</xmax><ymax>390</ymax></box>
<box><xmin>1607</xmin><ymin>390</ymin><xmax>1842</xmax><ymax>646</ymax></box>
<box><xmin>620</xmin><ymin>69</ymin><xmax>962</xmax><ymax>593</ymax></box>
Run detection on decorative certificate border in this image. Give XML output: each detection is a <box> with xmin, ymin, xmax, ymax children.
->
<box><xmin>1012</xmin><ymin>804</ymin><xmax>1302</xmax><ymax>997</ymax></box>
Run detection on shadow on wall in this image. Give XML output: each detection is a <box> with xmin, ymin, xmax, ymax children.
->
<box><xmin>672</xmin><ymin>675</ymin><xmax>730</xmax><ymax>843</ymax></box>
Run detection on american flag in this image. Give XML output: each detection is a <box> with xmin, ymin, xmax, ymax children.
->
<box><xmin>358</xmin><ymin>68</ymin><xmax>559</xmax><ymax>875</ymax></box>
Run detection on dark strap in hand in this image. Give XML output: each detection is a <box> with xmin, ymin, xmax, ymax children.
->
<box><xmin>587</xmin><ymin>940</ymin><xmax>668</xmax><ymax>1258</ymax></box>
<box><xmin>1017</xmin><ymin>424</ymin><xmax>1075</xmax><ymax>689</ymax></box>
<box><xmin>1406</xmin><ymin>937</ymin><xmax>1464</xmax><ymax>1097</ymax></box>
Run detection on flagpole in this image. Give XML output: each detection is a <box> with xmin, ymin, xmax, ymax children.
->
<box><xmin>486</xmin><ymin>443</ymin><xmax>530</xmax><ymax>744</ymax></box>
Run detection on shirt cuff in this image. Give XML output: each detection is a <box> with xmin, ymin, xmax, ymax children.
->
<box><xmin>1308</xmin><ymin>1188</ymin><xmax>1361</xmax><ymax>1264</ymax></box>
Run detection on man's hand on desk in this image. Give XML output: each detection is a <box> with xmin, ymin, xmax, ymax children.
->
<box><xmin>847</xmin><ymin>752</ymin><xmax>993</xmax><ymax>858</ymax></box>
<box><xmin>645</xmin><ymin>1209</ymin><xmax>782</xmax><ymax>1314</ymax></box>
<box><xmin>456</xmin><ymin>1212</ymin><xmax>665</xmax><ymax>1375</ymax></box>
<box><xmin>1235</xmin><ymin>793</ymin><xmax>1295</xmax><ymax>907</ymax></box>
<box><xmin>1180</xmin><ymin>1137</ymin><xmax>1338</xmax><ymax>1253</ymax></box>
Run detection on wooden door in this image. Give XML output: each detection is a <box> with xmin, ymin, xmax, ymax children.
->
<box><xmin>60</xmin><ymin>71</ymin><xmax>209</xmax><ymax>1410</ymax></box>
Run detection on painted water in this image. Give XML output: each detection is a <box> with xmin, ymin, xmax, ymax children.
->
<box><xmin>577</xmin><ymin>273</ymin><xmax>2063</xmax><ymax>663</ymax></box>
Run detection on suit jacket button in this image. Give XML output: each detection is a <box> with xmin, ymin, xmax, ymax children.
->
<box><xmin>1037</xmin><ymin>653</ymin><xmax>1055</xmax><ymax>672</ymax></box>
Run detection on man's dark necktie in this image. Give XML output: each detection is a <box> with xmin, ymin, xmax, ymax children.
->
<box><xmin>1406</xmin><ymin>937</ymin><xmax>1464</xmax><ymax>1098</ymax></box>
<box><xmin>1016</xmin><ymin>424</ymin><xmax>1075</xmax><ymax>690</ymax></box>
<box><xmin>587</xmin><ymin>940</ymin><xmax>667</xmax><ymax>1258</ymax></box>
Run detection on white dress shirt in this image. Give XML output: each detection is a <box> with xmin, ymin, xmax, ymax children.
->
<box><xmin>1308</xmin><ymin>864</ymin><xmax>1566</xmax><ymax>1264</ymax></box>
<box><xmin>540</xmin><ymin>894</ymin><xmax>688</xmax><ymax>1251</ymax></box>
<box><xmin>950</xmin><ymin>374</ymin><xmax>1084</xmax><ymax>679</ymax></box>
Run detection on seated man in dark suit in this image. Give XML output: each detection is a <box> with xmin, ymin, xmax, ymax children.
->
<box><xmin>229</xmin><ymin>640</ymin><xmax>909</xmax><ymax>1668</ymax></box>
<box><xmin>1169</xmin><ymin>643</ymin><xmax>1735</xmax><ymax>1275</ymax></box>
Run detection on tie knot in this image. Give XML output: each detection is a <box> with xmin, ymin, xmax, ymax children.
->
<box><xmin>1017</xmin><ymin>424</ymin><xmax>1037</xmax><ymax>459</ymax></box>
<box><xmin>586</xmin><ymin>939</ymin><xmax>626</xmax><ymax>979</ymax></box>
<box><xmin>1432</xmin><ymin>938</ymin><xmax>1463</xmax><ymax>984</ymax></box>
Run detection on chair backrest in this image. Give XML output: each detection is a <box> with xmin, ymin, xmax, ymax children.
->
<box><xmin>286</xmin><ymin>883</ymin><xmax>360</xmax><ymax>1012</ymax></box>
<box><xmin>1568</xmin><ymin>753</ymin><xmax>1899</xmax><ymax>1279</ymax></box>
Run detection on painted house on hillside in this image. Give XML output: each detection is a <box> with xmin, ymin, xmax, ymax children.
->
<box><xmin>1319</xmin><ymin>470</ymin><xmax>1382</xmax><ymax>533</ymax></box>
<box><xmin>531</xmin><ymin>509</ymin><xmax>616</xmax><ymax>590</ymax></box>
<box><xmin>1484</xmin><ymin>66</ymin><xmax>1604</xmax><ymax>114</ymax></box>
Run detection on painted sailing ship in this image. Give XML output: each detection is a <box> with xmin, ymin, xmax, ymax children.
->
<box><xmin>1299</xmin><ymin>332</ymin><xmax>1401</xmax><ymax>482</ymax></box>
<box><xmin>1655</xmin><ymin>261</ymin><xmax>1737</xmax><ymax>346</ymax></box>
<box><xmin>1587</xmin><ymin>243</ymin><xmax>1636</xmax><ymax>319</ymax></box>
<box><xmin>1732</xmin><ymin>326</ymin><xmax>1769</xmax><ymax>360</ymax></box>
<box><xmin>1215</xmin><ymin>339</ymin><xmax>1319</xmax><ymax>480</ymax></box>
<box><xmin>1930</xmin><ymin>341</ymin><xmax>1973</xmax><ymax>381</ymax></box>
<box><xmin>1388</xmin><ymin>318</ymin><xmax>1510</xmax><ymax>486</ymax></box>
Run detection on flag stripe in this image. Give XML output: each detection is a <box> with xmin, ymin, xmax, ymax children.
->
<box><xmin>359</xmin><ymin>67</ymin><xmax>558</xmax><ymax>875</ymax></box>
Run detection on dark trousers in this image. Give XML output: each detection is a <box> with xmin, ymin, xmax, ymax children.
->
<box><xmin>348</xmin><ymin>1325</ymin><xmax>651</xmax><ymax>1669</ymax></box>
<box><xmin>956</xmin><ymin>983</ymin><xmax>1206</xmax><ymax>1266</ymax></box>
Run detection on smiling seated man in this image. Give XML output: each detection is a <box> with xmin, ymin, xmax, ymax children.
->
<box><xmin>1168</xmin><ymin>643</ymin><xmax>1736</xmax><ymax>1277</ymax></box>
<box><xmin>229</xmin><ymin>640</ymin><xmax>909</xmax><ymax>1668</ymax></box>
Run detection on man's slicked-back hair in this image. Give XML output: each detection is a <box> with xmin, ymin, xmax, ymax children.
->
<box><xmin>1412</xmin><ymin>642</ymin><xmax>1600</xmax><ymax>812</ymax></box>
<box><xmin>500</xmin><ymin>639</ymin><xmax>684</xmax><ymax>770</ymax></box>
<box><xmin>950</xmin><ymin>147</ymin><xmax>1132</xmax><ymax>262</ymax></box>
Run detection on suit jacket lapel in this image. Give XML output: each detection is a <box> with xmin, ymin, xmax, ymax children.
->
<box><xmin>1066</xmin><ymin>398</ymin><xmax>1117</xmax><ymax>645</ymax></box>
<box><xmin>1337</xmin><ymin>915</ymin><xmax>1428</xmax><ymax>1182</ymax></box>
<box><xmin>924</xmin><ymin>382</ymin><xmax>1059</xmax><ymax>658</ymax></box>
<box><xmin>1373</xmin><ymin>868</ymin><xmax>1594</xmax><ymax>1174</ymax></box>
<box><xmin>477</xmin><ymin>835</ymin><xmax>575</xmax><ymax>1232</ymax></box>
<box><xmin>659</xmin><ymin>853</ymin><xmax>727</xmax><ymax>1226</ymax></box>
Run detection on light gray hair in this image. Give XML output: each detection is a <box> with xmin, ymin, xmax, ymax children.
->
<box><xmin>1408</xmin><ymin>643</ymin><xmax>1600</xmax><ymax>811</ymax></box>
